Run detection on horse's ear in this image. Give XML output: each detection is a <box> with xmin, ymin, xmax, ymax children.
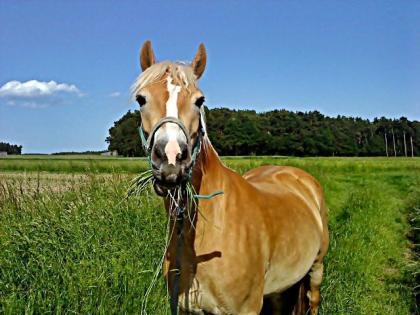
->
<box><xmin>140</xmin><ymin>40</ymin><xmax>156</xmax><ymax>71</ymax></box>
<box><xmin>192</xmin><ymin>43</ymin><xmax>207</xmax><ymax>79</ymax></box>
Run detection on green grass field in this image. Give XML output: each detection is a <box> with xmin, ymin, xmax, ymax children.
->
<box><xmin>0</xmin><ymin>156</ymin><xmax>418</xmax><ymax>314</ymax></box>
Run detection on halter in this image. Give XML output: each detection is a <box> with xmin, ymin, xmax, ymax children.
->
<box><xmin>138</xmin><ymin>116</ymin><xmax>203</xmax><ymax>178</ymax></box>
<box><xmin>138</xmin><ymin>115</ymin><xmax>222</xmax><ymax>315</ymax></box>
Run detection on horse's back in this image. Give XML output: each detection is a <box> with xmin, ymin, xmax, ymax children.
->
<box><xmin>244</xmin><ymin>165</ymin><xmax>322</xmax><ymax>209</ymax></box>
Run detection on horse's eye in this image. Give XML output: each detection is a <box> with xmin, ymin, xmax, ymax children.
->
<box><xmin>136</xmin><ymin>95</ymin><xmax>147</xmax><ymax>107</ymax></box>
<box><xmin>195</xmin><ymin>96</ymin><xmax>205</xmax><ymax>108</ymax></box>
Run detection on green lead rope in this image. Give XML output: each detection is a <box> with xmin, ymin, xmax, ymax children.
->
<box><xmin>138</xmin><ymin>124</ymin><xmax>149</xmax><ymax>152</ymax></box>
<box><xmin>193</xmin><ymin>191</ymin><xmax>224</xmax><ymax>200</ymax></box>
<box><xmin>138</xmin><ymin>125</ymin><xmax>152</xmax><ymax>168</ymax></box>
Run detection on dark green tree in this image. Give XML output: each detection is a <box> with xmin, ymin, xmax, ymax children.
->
<box><xmin>106</xmin><ymin>110</ymin><xmax>143</xmax><ymax>157</ymax></box>
<box><xmin>106</xmin><ymin>107</ymin><xmax>420</xmax><ymax>157</ymax></box>
<box><xmin>0</xmin><ymin>142</ymin><xmax>22</xmax><ymax>154</ymax></box>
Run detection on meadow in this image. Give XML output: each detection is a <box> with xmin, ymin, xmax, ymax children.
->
<box><xmin>0</xmin><ymin>155</ymin><xmax>418</xmax><ymax>314</ymax></box>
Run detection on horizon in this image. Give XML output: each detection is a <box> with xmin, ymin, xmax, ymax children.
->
<box><xmin>1</xmin><ymin>1</ymin><xmax>419</xmax><ymax>154</ymax></box>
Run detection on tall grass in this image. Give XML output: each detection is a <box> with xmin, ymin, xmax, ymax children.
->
<box><xmin>0</xmin><ymin>176</ymin><xmax>169</xmax><ymax>314</ymax></box>
<box><xmin>321</xmin><ymin>186</ymin><xmax>414</xmax><ymax>314</ymax></box>
<box><xmin>0</xmin><ymin>157</ymin><xmax>418</xmax><ymax>314</ymax></box>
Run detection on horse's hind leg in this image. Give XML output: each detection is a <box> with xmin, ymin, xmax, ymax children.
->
<box><xmin>307</xmin><ymin>261</ymin><xmax>323</xmax><ymax>315</ymax></box>
<box><xmin>308</xmin><ymin>224</ymin><xmax>329</xmax><ymax>315</ymax></box>
<box><xmin>307</xmin><ymin>201</ymin><xmax>329</xmax><ymax>315</ymax></box>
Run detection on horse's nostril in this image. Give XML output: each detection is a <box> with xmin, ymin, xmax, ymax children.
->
<box><xmin>154</xmin><ymin>148</ymin><xmax>162</xmax><ymax>159</ymax></box>
<box><xmin>152</xmin><ymin>144</ymin><xmax>165</xmax><ymax>160</ymax></box>
<box><xmin>181</xmin><ymin>148</ymin><xmax>188</xmax><ymax>160</ymax></box>
<box><xmin>176</xmin><ymin>149</ymin><xmax>188</xmax><ymax>161</ymax></box>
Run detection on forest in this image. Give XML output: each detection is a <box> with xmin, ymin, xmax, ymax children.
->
<box><xmin>0</xmin><ymin>142</ymin><xmax>22</xmax><ymax>155</ymax></box>
<box><xmin>106</xmin><ymin>108</ymin><xmax>420</xmax><ymax>157</ymax></box>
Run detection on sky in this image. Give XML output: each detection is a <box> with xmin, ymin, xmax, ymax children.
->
<box><xmin>0</xmin><ymin>1</ymin><xmax>419</xmax><ymax>153</ymax></box>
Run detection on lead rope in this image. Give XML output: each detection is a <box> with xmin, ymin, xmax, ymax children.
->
<box><xmin>169</xmin><ymin>187</ymin><xmax>224</xmax><ymax>315</ymax></box>
<box><xmin>170</xmin><ymin>205</ymin><xmax>185</xmax><ymax>315</ymax></box>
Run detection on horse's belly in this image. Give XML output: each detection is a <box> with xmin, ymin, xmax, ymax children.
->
<box><xmin>263</xmin><ymin>229</ymin><xmax>321</xmax><ymax>295</ymax></box>
<box><xmin>263</xmin><ymin>259</ymin><xmax>311</xmax><ymax>295</ymax></box>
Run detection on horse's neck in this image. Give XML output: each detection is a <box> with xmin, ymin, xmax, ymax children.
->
<box><xmin>191</xmin><ymin>137</ymin><xmax>225</xmax><ymax>195</ymax></box>
<box><xmin>164</xmin><ymin>138</ymin><xmax>226</xmax><ymax>237</ymax></box>
<box><xmin>164</xmin><ymin>139</ymin><xmax>226</xmax><ymax>265</ymax></box>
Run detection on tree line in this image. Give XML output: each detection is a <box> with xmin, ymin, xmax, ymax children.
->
<box><xmin>0</xmin><ymin>142</ymin><xmax>22</xmax><ymax>155</ymax></box>
<box><xmin>106</xmin><ymin>108</ymin><xmax>420</xmax><ymax>157</ymax></box>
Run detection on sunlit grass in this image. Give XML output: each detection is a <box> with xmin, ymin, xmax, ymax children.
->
<box><xmin>0</xmin><ymin>175</ymin><xmax>169</xmax><ymax>314</ymax></box>
<box><xmin>0</xmin><ymin>156</ymin><xmax>418</xmax><ymax>314</ymax></box>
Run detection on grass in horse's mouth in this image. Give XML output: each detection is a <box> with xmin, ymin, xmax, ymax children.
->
<box><xmin>127</xmin><ymin>169</ymin><xmax>198</xmax><ymax>214</ymax></box>
<box><xmin>127</xmin><ymin>169</ymin><xmax>155</xmax><ymax>197</ymax></box>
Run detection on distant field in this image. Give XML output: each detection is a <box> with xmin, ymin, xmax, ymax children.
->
<box><xmin>0</xmin><ymin>156</ymin><xmax>418</xmax><ymax>314</ymax></box>
<box><xmin>0</xmin><ymin>155</ymin><xmax>149</xmax><ymax>173</ymax></box>
<box><xmin>1</xmin><ymin>154</ymin><xmax>419</xmax><ymax>174</ymax></box>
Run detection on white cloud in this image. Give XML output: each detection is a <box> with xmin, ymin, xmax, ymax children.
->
<box><xmin>0</xmin><ymin>80</ymin><xmax>82</xmax><ymax>108</ymax></box>
<box><xmin>0</xmin><ymin>80</ymin><xmax>81</xmax><ymax>97</ymax></box>
<box><xmin>109</xmin><ymin>91</ymin><xmax>121</xmax><ymax>97</ymax></box>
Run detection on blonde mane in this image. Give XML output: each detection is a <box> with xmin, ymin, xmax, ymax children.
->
<box><xmin>131</xmin><ymin>61</ymin><xmax>197</xmax><ymax>100</ymax></box>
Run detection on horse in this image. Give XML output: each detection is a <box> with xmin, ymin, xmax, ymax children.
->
<box><xmin>132</xmin><ymin>40</ymin><xmax>329</xmax><ymax>315</ymax></box>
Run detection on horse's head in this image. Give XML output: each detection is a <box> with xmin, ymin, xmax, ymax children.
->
<box><xmin>133</xmin><ymin>40</ymin><xmax>207</xmax><ymax>193</ymax></box>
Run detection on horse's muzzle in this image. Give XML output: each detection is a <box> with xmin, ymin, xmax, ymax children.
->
<box><xmin>152</xmin><ymin>163</ymin><xmax>190</xmax><ymax>196</ymax></box>
<box><xmin>151</xmin><ymin>141</ymin><xmax>191</xmax><ymax>194</ymax></box>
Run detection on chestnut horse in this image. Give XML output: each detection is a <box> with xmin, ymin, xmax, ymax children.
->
<box><xmin>133</xmin><ymin>41</ymin><xmax>329</xmax><ymax>315</ymax></box>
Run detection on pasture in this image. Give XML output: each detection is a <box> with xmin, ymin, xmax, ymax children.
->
<box><xmin>0</xmin><ymin>156</ymin><xmax>418</xmax><ymax>314</ymax></box>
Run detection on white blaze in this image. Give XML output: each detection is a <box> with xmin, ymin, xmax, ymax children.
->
<box><xmin>166</xmin><ymin>76</ymin><xmax>180</xmax><ymax>118</ymax></box>
<box><xmin>164</xmin><ymin>76</ymin><xmax>183</xmax><ymax>165</ymax></box>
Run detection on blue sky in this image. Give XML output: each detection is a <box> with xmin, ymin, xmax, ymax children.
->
<box><xmin>0</xmin><ymin>1</ymin><xmax>419</xmax><ymax>153</ymax></box>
